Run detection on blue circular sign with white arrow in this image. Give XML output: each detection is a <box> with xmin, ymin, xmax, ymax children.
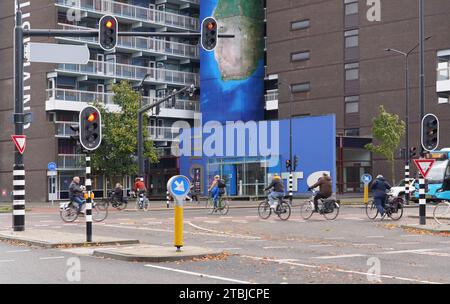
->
<box><xmin>48</xmin><ymin>162</ymin><xmax>57</xmax><ymax>171</ymax></box>
<box><xmin>361</xmin><ymin>174</ymin><xmax>372</xmax><ymax>185</ymax></box>
<box><xmin>167</xmin><ymin>175</ymin><xmax>191</xmax><ymax>204</ymax></box>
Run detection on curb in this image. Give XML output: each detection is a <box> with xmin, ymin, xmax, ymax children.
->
<box><xmin>400</xmin><ymin>224</ymin><xmax>450</xmax><ymax>233</ymax></box>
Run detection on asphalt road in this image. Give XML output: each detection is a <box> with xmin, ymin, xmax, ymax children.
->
<box><xmin>0</xmin><ymin>203</ymin><xmax>449</xmax><ymax>284</ymax></box>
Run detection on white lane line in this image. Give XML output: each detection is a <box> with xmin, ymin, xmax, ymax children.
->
<box><xmin>324</xmin><ymin>237</ymin><xmax>345</xmax><ymax>240</ymax></box>
<box><xmin>39</xmin><ymin>256</ymin><xmax>65</xmax><ymax>260</ymax></box>
<box><xmin>0</xmin><ymin>260</ymin><xmax>15</xmax><ymax>263</ymax></box>
<box><xmin>231</xmin><ymin>220</ymin><xmax>249</xmax><ymax>224</ymax></box>
<box><xmin>314</xmin><ymin>254</ymin><xmax>367</xmax><ymax>260</ymax></box>
<box><xmin>223</xmin><ymin>248</ymin><xmax>242</xmax><ymax>250</ymax></box>
<box><xmin>366</xmin><ymin>236</ymin><xmax>384</xmax><ymax>239</ymax></box>
<box><xmin>144</xmin><ymin>264</ymin><xmax>253</xmax><ymax>284</ymax></box>
<box><xmin>309</xmin><ymin>244</ymin><xmax>334</xmax><ymax>248</ymax></box>
<box><xmin>414</xmin><ymin>251</ymin><xmax>450</xmax><ymax>257</ymax></box>
<box><xmin>205</xmin><ymin>240</ymin><xmax>227</xmax><ymax>244</ymax></box>
<box><xmin>39</xmin><ymin>220</ymin><xmax>55</xmax><ymax>223</ymax></box>
<box><xmin>377</xmin><ymin>248</ymin><xmax>450</xmax><ymax>255</ymax></box>
<box><xmin>352</xmin><ymin>244</ymin><xmax>377</xmax><ymax>247</ymax></box>
<box><xmin>240</xmin><ymin>255</ymin><xmax>444</xmax><ymax>284</ymax></box>
<box><xmin>204</xmin><ymin>220</ymin><xmax>220</xmax><ymax>224</ymax></box>
<box><xmin>397</xmin><ymin>242</ymin><xmax>420</xmax><ymax>245</ymax></box>
<box><xmin>6</xmin><ymin>249</ymin><xmax>31</xmax><ymax>253</ymax></box>
<box><xmin>187</xmin><ymin>222</ymin><xmax>261</xmax><ymax>240</ymax></box>
<box><xmin>263</xmin><ymin>246</ymin><xmax>289</xmax><ymax>250</ymax></box>
<box><xmin>400</xmin><ymin>234</ymin><xmax>421</xmax><ymax>238</ymax></box>
<box><xmin>343</xmin><ymin>217</ymin><xmax>364</xmax><ymax>221</ymax></box>
<box><xmin>34</xmin><ymin>224</ymin><xmax>50</xmax><ymax>227</ymax></box>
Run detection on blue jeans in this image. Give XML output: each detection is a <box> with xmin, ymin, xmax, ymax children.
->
<box><xmin>374</xmin><ymin>196</ymin><xmax>386</xmax><ymax>215</ymax></box>
<box><xmin>211</xmin><ymin>187</ymin><xmax>219</xmax><ymax>208</ymax></box>
<box><xmin>268</xmin><ymin>191</ymin><xmax>284</xmax><ymax>207</ymax></box>
<box><xmin>72</xmin><ymin>196</ymin><xmax>85</xmax><ymax>214</ymax></box>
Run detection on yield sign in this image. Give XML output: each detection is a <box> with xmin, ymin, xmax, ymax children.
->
<box><xmin>11</xmin><ymin>135</ymin><xmax>26</xmax><ymax>155</ymax></box>
<box><xmin>413</xmin><ymin>159</ymin><xmax>435</xmax><ymax>178</ymax></box>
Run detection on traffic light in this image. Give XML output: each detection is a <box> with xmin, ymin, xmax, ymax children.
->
<box><xmin>70</xmin><ymin>124</ymin><xmax>80</xmax><ymax>144</ymax></box>
<box><xmin>293</xmin><ymin>155</ymin><xmax>299</xmax><ymax>171</ymax></box>
<box><xmin>99</xmin><ymin>15</ymin><xmax>118</xmax><ymax>51</ymax></box>
<box><xmin>421</xmin><ymin>114</ymin><xmax>439</xmax><ymax>152</ymax></box>
<box><xmin>285</xmin><ymin>159</ymin><xmax>291</xmax><ymax>170</ymax></box>
<box><xmin>79</xmin><ymin>106</ymin><xmax>102</xmax><ymax>151</ymax></box>
<box><xmin>201</xmin><ymin>17</ymin><xmax>218</xmax><ymax>51</ymax></box>
<box><xmin>410</xmin><ymin>147</ymin><xmax>417</xmax><ymax>159</ymax></box>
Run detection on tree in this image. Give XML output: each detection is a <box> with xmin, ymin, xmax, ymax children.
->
<box><xmin>365</xmin><ymin>105</ymin><xmax>406</xmax><ymax>184</ymax></box>
<box><xmin>91</xmin><ymin>81</ymin><xmax>158</xmax><ymax>182</ymax></box>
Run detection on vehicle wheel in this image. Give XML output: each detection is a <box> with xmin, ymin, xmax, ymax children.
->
<box><xmin>206</xmin><ymin>198</ymin><xmax>215</xmax><ymax>214</ymax></box>
<box><xmin>433</xmin><ymin>202</ymin><xmax>450</xmax><ymax>225</ymax></box>
<box><xmin>135</xmin><ymin>199</ymin><xmax>142</xmax><ymax>211</ymax></box>
<box><xmin>366</xmin><ymin>200</ymin><xmax>379</xmax><ymax>220</ymax></box>
<box><xmin>300</xmin><ymin>201</ymin><xmax>314</xmax><ymax>220</ymax></box>
<box><xmin>219</xmin><ymin>200</ymin><xmax>230</xmax><ymax>215</ymax></box>
<box><xmin>388</xmin><ymin>198</ymin><xmax>404</xmax><ymax>221</ymax></box>
<box><xmin>60</xmin><ymin>203</ymin><xmax>78</xmax><ymax>223</ymax></box>
<box><xmin>277</xmin><ymin>201</ymin><xmax>291</xmax><ymax>221</ymax></box>
<box><xmin>116</xmin><ymin>201</ymin><xmax>127</xmax><ymax>211</ymax></box>
<box><xmin>96</xmin><ymin>199</ymin><xmax>109</xmax><ymax>211</ymax></box>
<box><xmin>92</xmin><ymin>204</ymin><xmax>108</xmax><ymax>222</ymax></box>
<box><xmin>324</xmin><ymin>202</ymin><xmax>340</xmax><ymax>220</ymax></box>
<box><xmin>143</xmin><ymin>198</ymin><xmax>150</xmax><ymax>211</ymax></box>
<box><xmin>258</xmin><ymin>200</ymin><xmax>271</xmax><ymax>219</ymax></box>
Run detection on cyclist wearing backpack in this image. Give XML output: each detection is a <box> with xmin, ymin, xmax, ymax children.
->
<box><xmin>208</xmin><ymin>175</ymin><xmax>226</xmax><ymax>209</ymax></box>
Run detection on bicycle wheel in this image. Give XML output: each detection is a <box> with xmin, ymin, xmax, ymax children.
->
<box><xmin>218</xmin><ymin>200</ymin><xmax>230</xmax><ymax>215</ymax></box>
<box><xmin>206</xmin><ymin>198</ymin><xmax>215</xmax><ymax>214</ymax></box>
<box><xmin>96</xmin><ymin>199</ymin><xmax>109</xmax><ymax>211</ymax></box>
<box><xmin>60</xmin><ymin>203</ymin><xmax>78</xmax><ymax>223</ymax></box>
<box><xmin>300</xmin><ymin>201</ymin><xmax>314</xmax><ymax>220</ymax></box>
<box><xmin>115</xmin><ymin>201</ymin><xmax>127</xmax><ymax>211</ymax></box>
<box><xmin>388</xmin><ymin>198</ymin><xmax>404</xmax><ymax>221</ymax></box>
<box><xmin>92</xmin><ymin>204</ymin><xmax>108</xmax><ymax>222</ymax></box>
<box><xmin>143</xmin><ymin>198</ymin><xmax>150</xmax><ymax>211</ymax></box>
<box><xmin>277</xmin><ymin>201</ymin><xmax>291</xmax><ymax>221</ymax></box>
<box><xmin>258</xmin><ymin>200</ymin><xmax>271</xmax><ymax>219</ymax></box>
<box><xmin>324</xmin><ymin>202</ymin><xmax>340</xmax><ymax>220</ymax></box>
<box><xmin>433</xmin><ymin>202</ymin><xmax>450</xmax><ymax>225</ymax></box>
<box><xmin>366</xmin><ymin>200</ymin><xmax>379</xmax><ymax>220</ymax></box>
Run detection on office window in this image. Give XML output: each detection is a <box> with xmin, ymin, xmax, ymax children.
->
<box><xmin>345</xmin><ymin>0</ymin><xmax>358</xmax><ymax>15</ymax></box>
<box><xmin>291</xmin><ymin>82</ymin><xmax>310</xmax><ymax>93</ymax></box>
<box><xmin>291</xmin><ymin>51</ymin><xmax>310</xmax><ymax>62</ymax></box>
<box><xmin>344</xmin><ymin>128</ymin><xmax>360</xmax><ymax>136</ymax></box>
<box><xmin>345</xmin><ymin>96</ymin><xmax>359</xmax><ymax>113</ymax></box>
<box><xmin>291</xmin><ymin>19</ymin><xmax>310</xmax><ymax>31</ymax></box>
<box><xmin>345</xmin><ymin>29</ymin><xmax>359</xmax><ymax>48</ymax></box>
<box><xmin>345</xmin><ymin>63</ymin><xmax>359</xmax><ymax>80</ymax></box>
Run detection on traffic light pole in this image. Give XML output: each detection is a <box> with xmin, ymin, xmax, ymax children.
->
<box><xmin>137</xmin><ymin>85</ymin><xmax>195</xmax><ymax>177</ymax></box>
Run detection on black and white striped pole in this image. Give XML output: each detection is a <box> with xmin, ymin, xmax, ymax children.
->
<box><xmin>404</xmin><ymin>163</ymin><xmax>410</xmax><ymax>204</ymax></box>
<box><xmin>13</xmin><ymin>165</ymin><xmax>25</xmax><ymax>231</ymax></box>
<box><xmin>85</xmin><ymin>154</ymin><xmax>93</xmax><ymax>242</ymax></box>
<box><xmin>166</xmin><ymin>190</ymin><xmax>170</xmax><ymax>208</ymax></box>
<box><xmin>419</xmin><ymin>176</ymin><xmax>426</xmax><ymax>225</ymax></box>
<box><xmin>288</xmin><ymin>173</ymin><xmax>293</xmax><ymax>199</ymax></box>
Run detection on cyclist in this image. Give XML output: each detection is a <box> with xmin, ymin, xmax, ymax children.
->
<box><xmin>307</xmin><ymin>172</ymin><xmax>332</xmax><ymax>213</ymax></box>
<box><xmin>208</xmin><ymin>175</ymin><xmax>226</xmax><ymax>209</ymax></box>
<box><xmin>69</xmin><ymin>176</ymin><xmax>85</xmax><ymax>215</ymax></box>
<box><xmin>264</xmin><ymin>173</ymin><xmax>285</xmax><ymax>210</ymax></box>
<box><xmin>112</xmin><ymin>183</ymin><xmax>124</xmax><ymax>203</ymax></box>
<box><xmin>371</xmin><ymin>174</ymin><xmax>392</xmax><ymax>217</ymax></box>
<box><xmin>133</xmin><ymin>177</ymin><xmax>147</xmax><ymax>208</ymax></box>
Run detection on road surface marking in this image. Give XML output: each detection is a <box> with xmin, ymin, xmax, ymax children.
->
<box><xmin>204</xmin><ymin>220</ymin><xmax>220</xmax><ymax>224</ymax></box>
<box><xmin>400</xmin><ymin>234</ymin><xmax>421</xmax><ymax>238</ymax></box>
<box><xmin>39</xmin><ymin>220</ymin><xmax>55</xmax><ymax>223</ymax></box>
<box><xmin>33</xmin><ymin>224</ymin><xmax>49</xmax><ymax>227</ymax></box>
<box><xmin>309</xmin><ymin>244</ymin><xmax>334</xmax><ymax>248</ymax></box>
<box><xmin>343</xmin><ymin>217</ymin><xmax>364</xmax><ymax>221</ymax></box>
<box><xmin>222</xmin><ymin>248</ymin><xmax>242</xmax><ymax>250</ymax></box>
<box><xmin>397</xmin><ymin>242</ymin><xmax>420</xmax><ymax>245</ymax></box>
<box><xmin>6</xmin><ymin>249</ymin><xmax>31</xmax><ymax>253</ymax></box>
<box><xmin>324</xmin><ymin>237</ymin><xmax>345</xmax><ymax>240</ymax></box>
<box><xmin>193</xmin><ymin>217</ymin><xmax>209</xmax><ymax>220</ymax></box>
<box><xmin>0</xmin><ymin>259</ymin><xmax>15</xmax><ymax>263</ymax></box>
<box><xmin>352</xmin><ymin>243</ymin><xmax>377</xmax><ymax>247</ymax></box>
<box><xmin>366</xmin><ymin>236</ymin><xmax>384</xmax><ymax>238</ymax></box>
<box><xmin>187</xmin><ymin>222</ymin><xmax>261</xmax><ymax>239</ymax></box>
<box><xmin>240</xmin><ymin>255</ymin><xmax>444</xmax><ymax>284</ymax></box>
<box><xmin>377</xmin><ymin>248</ymin><xmax>450</xmax><ymax>255</ymax></box>
<box><xmin>314</xmin><ymin>254</ymin><xmax>367</xmax><ymax>260</ymax></box>
<box><xmin>144</xmin><ymin>265</ymin><xmax>252</xmax><ymax>284</ymax></box>
<box><xmin>232</xmin><ymin>220</ymin><xmax>249</xmax><ymax>224</ymax></box>
<box><xmin>263</xmin><ymin>246</ymin><xmax>289</xmax><ymax>249</ymax></box>
<box><xmin>39</xmin><ymin>256</ymin><xmax>65</xmax><ymax>260</ymax></box>
<box><xmin>205</xmin><ymin>240</ymin><xmax>227</xmax><ymax>244</ymax></box>
<box><xmin>413</xmin><ymin>251</ymin><xmax>450</xmax><ymax>257</ymax></box>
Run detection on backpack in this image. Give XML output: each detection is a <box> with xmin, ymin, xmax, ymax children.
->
<box><xmin>218</xmin><ymin>179</ymin><xmax>226</xmax><ymax>189</ymax></box>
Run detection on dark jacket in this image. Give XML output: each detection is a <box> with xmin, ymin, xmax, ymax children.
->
<box><xmin>371</xmin><ymin>177</ymin><xmax>391</xmax><ymax>199</ymax></box>
<box><xmin>265</xmin><ymin>178</ymin><xmax>285</xmax><ymax>193</ymax></box>
<box><xmin>69</xmin><ymin>181</ymin><xmax>83</xmax><ymax>199</ymax></box>
<box><xmin>310</xmin><ymin>176</ymin><xmax>332</xmax><ymax>197</ymax></box>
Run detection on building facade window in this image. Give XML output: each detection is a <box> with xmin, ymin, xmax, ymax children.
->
<box><xmin>345</xmin><ymin>63</ymin><xmax>359</xmax><ymax>80</ymax></box>
<box><xmin>345</xmin><ymin>96</ymin><xmax>359</xmax><ymax>113</ymax></box>
<box><xmin>291</xmin><ymin>82</ymin><xmax>310</xmax><ymax>93</ymax></box>
<box><xmin>291</xmin><ymin>19</ymin><xmax>310</xmax><ymax>31</ymax></box>
<box><xmin>345</xmin><ymin>29</ymin><xmax>359</xmax><ymax>48</ymax></box>
<box><xmin>344</xmin><ymin>128</ymin><xmax>360</xmax><ymax>136</ymax></box>
<box><xmin>345</xmin><ymin>0</ymin><xmax>358</xmax><ymax>15</ymax></box>
<box><xmin>291</xmin><ymin>51</ymin><xmax>310</xmax><ymax>62</ymax></box>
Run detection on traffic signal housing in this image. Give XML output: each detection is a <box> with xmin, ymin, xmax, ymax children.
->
<box><xmin>79</xmin><ymin>106</ymin><xmax>102</xmax><ymax>151</ymax></box>
<box><xmin>99</xmin><ymin>15</ymin><xmax>118</xmax><ymax>51</ymax></box>
<box><xmin>293</xmin><ymin>155</ymin><xmax>299</xmax><ymax>171</ymax></box>
<box><xmin>201</xmin><ymin>17</ymin><xmax>218</xmax><ymax>51</ymax></box>
<box><xmin>421</xmin><ymin>114</ymin><xmax>439</xmax><ymax>152</ymax></box>
<box><xmin>285</xmin><ymin>159</ymin><xmax>291</xmax><ymax>170</ymax></box>
<box><xmin>409</xmin><ymin>147</ymin><xmax>417</xmax><ymax>159</ymax></box>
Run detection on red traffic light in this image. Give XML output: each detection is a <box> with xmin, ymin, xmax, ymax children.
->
<box><xmin>207</xmin><ymin>21</ymin><xmax>216</xmax><ymax>30</ymax></box>
<box><xmin>87</xmin><ymin>112</ymin><xmax>97</xmax><ymax>122</ymax></box>
<box><xmin>106</xmin><ymin>20</ymin><xmax>114</xmax><ymax>28</ymax></box>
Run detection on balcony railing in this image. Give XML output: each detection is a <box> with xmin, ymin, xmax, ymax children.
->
<box><xmin>56</xmin><ymin>60</ymin><xmax>199</xmax><ymax>86</ymax></box>
<box><xmin>437</xmin><ymin>67</ymin><xmax>450</xmax><ymax>81</ymax></box>
<box><xmin>148</xmin><ymin>126</ymin><xmax>181</xmax><ymax>141</ymax></box>
<box><xmin>265</xmin><ymin>90</ymin><xmax>278</xmax><ymax>102</ymax></box>
<box><xmin>55</xmin><ymin>121</ymin><xmax>78</xmax><ymax>138</ymax></box>
<box><xmin>46</xmin><ymin>88</ymin><xmax>199</xmax><ymax>112</ymax></box>
<box><xmin>154</xmin><ymin>146</ymin><xmax>180</xmax><ymax>157</ymax></box>
<box><xmin>57</xmin><ymin>154</ymin><xmax>86</xmax><ymax>169</ymax></box>
<box><xmin>58</xmin><ymin>23</ymin><xmax>199</xmax><ymax>59</ymax></box>
<box><xmin>56</xmin><ymin>0</ymin><xmax>199</xmax><ymax>31</ymax></box>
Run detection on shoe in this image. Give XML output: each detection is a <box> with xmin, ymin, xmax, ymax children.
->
<box><xmin>380</xmin><ymin>212</ymin><xmax>387</xmax><ymax>220</ymax></box>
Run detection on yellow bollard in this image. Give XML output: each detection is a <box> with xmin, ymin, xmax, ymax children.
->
<box><xmin>364</xmin><ymin>184</ymin><xmax>369</xmax><ymax>204</ymax></box>
<box><xmin>174</xmin><ymin>205</ymin><xmax>184</xmax><ymax>251</ymax></box>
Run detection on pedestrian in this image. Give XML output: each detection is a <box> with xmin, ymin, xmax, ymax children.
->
<box><xmin>371</xmin><ymin>174</ymin><xmax>392</xmax><ymax>217</ymax></box>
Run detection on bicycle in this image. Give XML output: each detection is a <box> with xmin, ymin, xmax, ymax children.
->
<box><xmin>131</xmin><ymin>190</ymin><xmax>150</xmax><ymax>211</ymax></box>
<box><xmin>300</xmin><ymin>189</ymin><xmax>340</xmax><ymax>220</ymax></box>
<box><xmin>97</xmin><ymin>190</ymin><xmax>128</xmax><ymax>211</ymax></box>
<box><xmin>365</xmin><ymin>194</ymin><xmax>404</xmax><ymax>221</ymax></box>
<box><xmin>258</xmin><ymin>192</ymin><xmax>291</xmax><ymax>221</ymax></box>
<box><xmin>206</xmin><ymin>194</ymin><xmax>230</xmax><ymax>215</ymax></box>
<box><xmin>60</xmin><ymin>199</ymin><xmax>108</xmax><ymax>223</ymax></box>
<box><xmin>433</xmin><ymin>200</ymin><xmax>450</xmax><ymax>225</ymax></box>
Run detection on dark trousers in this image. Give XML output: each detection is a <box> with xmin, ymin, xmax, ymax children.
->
<box><xmin>314</xmin><ymin>192</ymin><xmax>329</xmax><ymax>211</ymax></box>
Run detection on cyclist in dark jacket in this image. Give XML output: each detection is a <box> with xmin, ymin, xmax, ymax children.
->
<box><xmin>308</xmin><ymin>173</ymin><xmax>333</xmax><ymax>213</ymax></box>
<box><xmin>264</xmin><ymin>174</ymin><xmax>285</xmax><ymax>209</ymax></box>
<box><xmin>371</xmin><ymin>175</ymin><xmax>392</xmax><ymax>216</ymax></box>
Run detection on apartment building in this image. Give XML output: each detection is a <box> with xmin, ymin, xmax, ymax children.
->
<box><xmin>0</xmin><ymin>0</ymin><xmax>200</xmax><ymax>201</ymax></box>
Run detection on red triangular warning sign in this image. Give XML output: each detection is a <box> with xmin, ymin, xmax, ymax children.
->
<box><xmin>413</xmin><ymin>159</ymin><xmax>435</xmax><ymax>178</ymax></box>
<box><xmin>11</xmin><ymin>135</ymin><xmax>26</xmax><ymax>155</ymax></box>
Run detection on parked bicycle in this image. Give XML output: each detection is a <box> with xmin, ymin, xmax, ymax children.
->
<box><xmin>258</xmin><ymin>192</ymin><xmax>291</xmax><ymax>221</ymax></box>
<box><xmin>433</xmin><ymin>200</ymin><xmax>450</xmax><ymax>225</ymax></box>
<box><xmin>60</xmin><ymin>199</ymin><xmax>108</xmax><ymax>223</ymax></box>
<box><xmin>206</xmin><ymin>194</ymin><xmax>230</xmax><ymax>215</ymax></box>
<box><xmin>365</xmin><ymin>194</ymin><xmax>404</xmax><ymax>220</ymax></box>
<box><xmin>300</xmin><ymin>189</ymin><xmax>340</xmax><ymax>220</ymax></box>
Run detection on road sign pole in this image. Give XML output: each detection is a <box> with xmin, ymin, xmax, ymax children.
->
<box><xmin>13</xmin><ymin>7</ymin><xmax>25</xmax><ymax>232</ymax></box>
<box><xmin>85</xmin><ymin>153</ymin><xmax>93</xmax><ymax>242</ymax></box>
<box><xmin>167</xmin><ymin>176</ymin><xmax>191</xmax><ymax>252</ymax></box>
<box><xmin>419</xmin><ymin>176</ymin><xmax>426</xmax><ymax>225</ymax></box>
<box><xmin>364</xmin><ymin>184</ymin><xmax>369</xmax><ymax>204</ymax></box>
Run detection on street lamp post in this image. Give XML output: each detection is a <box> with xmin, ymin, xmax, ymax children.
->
<box><xmin>385</xmin><ymin>37</ymin><xmax>431</xmax><ymax>204</ymax></box>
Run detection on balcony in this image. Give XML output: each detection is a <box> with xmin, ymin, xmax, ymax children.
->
<box><xmin>56</xmin><ymin>0</ymin><xmax>199</xmax><ymax>31</ymax></box>
<box><xmin>148</xmin><ymin>126</ymin><xmax>181</xmax><ymax>142</ymax></box>
<box><xmin>57</xmin><ymin>23</ymin><xmax>199</xmax><ymax>60</ymax></box>
<box><xmin>154</xmin><ymin>146</ymin><xmax>180</xmax><ymax>157</ymax></box>
<box><xmin>57</xmin><ymin>154</ymin><xmax>86</xmax><ymax>170</ymax></box>
<box><xmin>265</xmin><ymin>90</ymin><xmax>279</xmax><ymax>111</ymax></box>
<box><xmin>437</xmin><ymin>66</ymin><xmax>450</xmax><ymax>93</ymax></box>
<box><xmin>55</xmin><ymin>121</ymin><xmax>78</xmax><ymax>138</ymax></box>
<box><xmin>55</xmin><ymin>61</ymin><xmax>199</xmax><ymax>87</ymax></box>
<box><xmin>46</xmin><ymin>88</ymin><xmax>199</xmax><ymax>117</ymax></box>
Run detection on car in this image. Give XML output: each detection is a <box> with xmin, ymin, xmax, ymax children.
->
<box><xmin>388</xmin><ymin>178</ymin><xmax>417</xmax><ymax>200</ymax></box>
